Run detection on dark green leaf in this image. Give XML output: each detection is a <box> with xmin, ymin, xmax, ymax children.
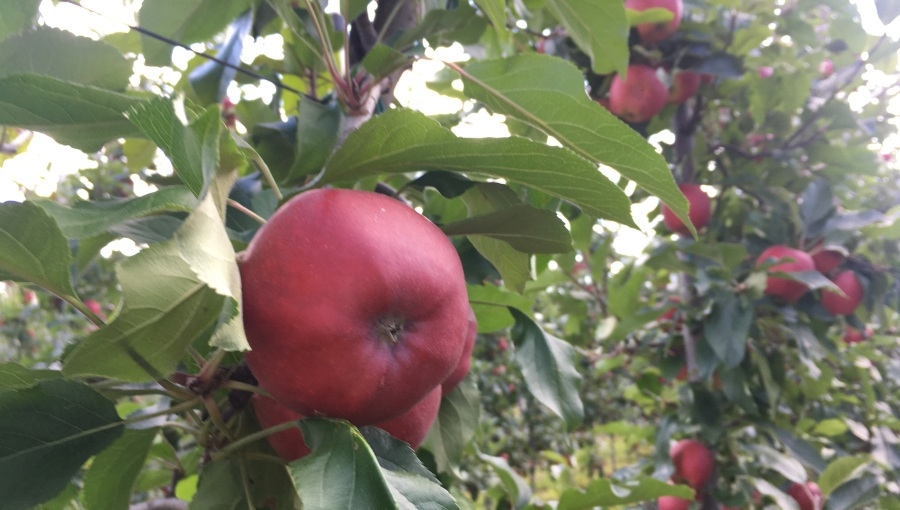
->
<box><xmin>0</xmin><ymin>379</ymin><xmax>123</xmax><ymax>510</ymax></box>
<box><xmin>189</xmin><ymin>10</ymin><xmax>254</xmax><ymax>104</ymax></box>
<box><xmin>558</xmin><ymin>477</ymin><xmax>694</xmax><ymax>509</ymax></box>
<box><xmin>751</xmin><ymin>478</ymin><xmax>801</xmax><ymax>510</ymax></box>
<box><xmin>479</xmin><ymin>453</ymin><xmax>531</xmax><ymax>509</ymax></box>
<box><xmin>284</xmin><ymin>96</ymin><xmax>342</xmax><ymax>183</ymax></box>
<box><xmin>544</xmin><ymin>0</ymin><xmax>628</xmax><ymax>75</ymax></box>
<box><xmin>0</xmin><ymin>201</ymin><xmax>79</xmax><ymax>300</ymax></box>
<box><xmin>0</xmin><ymin>27</ymin><xmax>132</xmax><ymax>90</ymax></box>
<box><xmin>824</xmin><ymin>475</ymin><xmax>880</xmax><ymax>510</ymax></box>
<box><xmin>323</xmin><ymin>109</ymin><xmax>636</xmax><ymax>227</ymax></box>
<box><xmin>748</xmin><ymin>444</ymin><xmax>807</xmax><ymax>483</ymax></box>
<box><xmin>773</xmin><ymin>427</ymin><xmax>827</xmax><ymax>474</ymax></box>
<box><xmin>82</xmin><ymin>428</ymin><xmax>158</xmax><ymax>510</ymax></box>
<box><xmin>703</xmin><ymin>291</ymin><xmax>753</xmax><ymax>367</ymax></box>
<box><xmin>422</xmin><ymin>377</ymin><xmax>480</xmax><ymax>473</ymax></box>
<box><xmin>442</xmin><ymin>205</ymin><xmax>572</xmax><ymax>253</ymax></box>
<box><xmin>691</xmin><ymin>53</ymin><xmax>744</xmax><ymax>78</ymax></box>
<box><xmin>0</xmin><ymin>74</ymin><xmax>144</xmax><ymax>152</ymax></box>
<box><xmin>190</xmin><ymin>454</ymin><xmax>301</xmax><ymax>510</ymax></box>
<box><xmin>510</xmin><ymin>309</ymin><xmax>584</xmax><ymax>428</ymax></box>
<box><xmin>0</xmin><ymin>0</ymin><xmax>40</xmax><ymax>40</ymax></box>
<box><xmin>362</xmin><ymin>44</ymin><xmax>414</xmax><ymax>78</ymax></box>
<box><xmin>407</xmin><ymin>171</ymin><xmax>476</xmax><ymax>198</ymax></box>
<box><xmin>0</xmin><ymin>363</ymin><xmax>62</xmax><ymax>391</ymax></box>
<box><xmin>800</xmin><ymin>178</ymin><xmax>834</xmax><ymax>238</ymax></box>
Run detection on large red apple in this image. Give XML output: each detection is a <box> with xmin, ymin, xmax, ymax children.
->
<box><xmin>442</xmin><ymin>308</ymin><xmax>478</xmax><ymax>394</ymax></box>
<box><xmin>240</xmin><ymin>188</ymin><xmax>470</xmax><ymax>425</ymax></box>
<box><xmin>662</xmin><ymin>183</ymin><xmax>712</xmax><ymax>236</ymax></box>
<box><xmin>657</xmin><ymin>495</ymin><xmax>692</xmax><ymax>510</ymax></box>
<box><xmin>667</xmin><ymin>70</ymin><xmax>702</xmax><ymax>104</ymax></box>
<box><xmin>787</xmin><ymin>481</ymin><xmax>823</xmax><ymax>510</ymax></box>
<box><xmin>670</xmin><ymin>439</ymin><xmax>715</xmax><ymax>490</ymax></box>
<box><xmin>252</xmin><ymin>387</ymin><xmax>443</xmax><ymax>461</ymax></box>
<box><xmin>626</xmin><ymin>0</ymin><xmax>683</xmax><ymax>44</ymax></box>
<box><xmin>755</xmin><ymin>245</ymin><xmax>815</xmax><ymax>303</ymax></box>
<box><xmin>608</xmin><ymin>65</ymin><xmax>669</xmax><ymax>124</ymax></box>
<box><xmin>821</xmin><ymin>270</ymin><xmax>863</xmax><ymax>316</ymax></box>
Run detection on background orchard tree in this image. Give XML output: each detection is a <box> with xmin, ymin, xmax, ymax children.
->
<box><xmin>0</xmin><ymin>0</ymin><xmax>898</xmax><ymax>509</ymax></box>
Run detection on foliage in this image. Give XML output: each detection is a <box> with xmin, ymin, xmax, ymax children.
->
<box><xmin>0</xmin><ymin>0</ymin><xmax>899</xmax><ymax>509</ymax></box>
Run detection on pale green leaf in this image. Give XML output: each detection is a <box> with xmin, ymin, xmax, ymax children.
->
<box><xmin>0</xmin><ymin>0</ymin><xmax>40</xmax><ymax>40</ymax></box>
<box><xmin>0</xmin><ymin>363</ymin><xmax>62</xmax><ymax>391</ymax></box>
<box><xmin>82</xmin><ymin>428</ymin><xmax>158</xmax><ymax>510</ymax></box>
<box><xmin>470</xmin><ymin>235</ymin><xmax>532</xmax><ymax>293</ymax></box>
<box><xmin>819</xmin><ymin>455</ymin><xmax>871</xmax><ymax>495</ymax></box>
<box><xmin>422</xmin><ymin>378</ymin><xmax>481</xmax><ymax>473</ymax></box>
<box><xmin>544</xmin><ymin>0</ymin><xmax>628</xmax><ymax>75</ymax></box>
<box><xmin>558</xmin><ymin>477</ymin><xmax>694</xmax><ymax>509</ymax></box>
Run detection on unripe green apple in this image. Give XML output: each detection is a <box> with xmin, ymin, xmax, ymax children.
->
<box><xmin>787</xmin><ymin>481</ymin><xmax>823</xmax><ymax>510</ymax></box>
<box><xmin>821</xmin><ymin>270</ymin><xmax>863</xmax><ymax>316</ymax></box>
<box><xmin>670</xmin><ymin>439</ymin><xmax>715</xmax><ymax>490</ymax></box>
<box><xmin>240</xmin><ymin>188</ymin><xmax>470</xmax><ymax>425</ymax></box>
<box><xmin>626</xmin><ymin>0</ymin><xmax>683</xmax><ymax>44</ymax></box>
<box><xmin>661</xmin><ymin>184</ymin><xmax>711</xmax><ymax>235</ymax></box>
<box><xmin>755</xmin><ymin>245</ymin><xmax>815</xmax><ymax>303</ymax></box>
<box><xmin>608</xmin><ymin>65</ymin><xmax>668</xmax><ymax>124</ymax></box>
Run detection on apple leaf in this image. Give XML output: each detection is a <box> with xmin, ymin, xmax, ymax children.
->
<box><xmin>456</xmin><ymin>54</ymin><xmax>691</xmax><ymax>233</ymax></box>
<box><xmin>422</xmin><ymin>377</ymin><xmax>481</xmax><ymax>473</ymax></box>
<box><xmin>704</xmin><ymin>290</ymin><xmax>753</xmax><ymax>368</ymax></box>
<box><xmin>322</xmin><ymin>109</ymin><xmax>636</xmax><ymax>227</ymax></box>
<box><xmin>0</xmin><ymin>0</ymin><xmax>40</xmax><ymax>41</ymax></box>
<box><xmin>0</xmin><ymin>363</ymin><xmax>62</xmax><ymax>391</ymax></box>
<box><xmin>467</xmin><ymin>283</ymin><xmax>535</xmax><ymax>333</ymax></box>
<box><xmin>34</xmin><ymin>186</ymin><xmax>198</xmax><ymax>240</ymax></box>
<box><xmin>188</xmin><ymin>10</ymin><xmax>254</xmax><ymax>105</ymax></box>
<box><xmin>478</xmin><ymin>453</ymin><xmax>532</xmax><ymax>508</ymax></box>
<box><xmin>470</xmin><ymin>235</ymin><xmax>532</xmax><ymax>294</ymax></box>
<box><xmin>472</xmin><ymin>0</ymin><xmax>510</xmax><ymax>41</ymax></box>
<box><xmin>818</xmin><ymin>456</ymin><xmax>871</xmax><ymax>495</ymax></box>
<box><xmin>557</xmin><ymin>477</ymin><xmax>694</xmax><ymax>509</ymax></box>
<box><xmin>284</xmin><ymin>96</ymin><xmax>342</xmax><ymax>184</ymax></box>
<box><xmin>82</xmin><ymin>428</ymin><xmax>158</xmax><ymax>510</ymax></box>
<box><xmin>825</xmin><ymin>474</ymin><xmax>880</xmax><ymax>510</ymax></box>
<box><xmin>0</xmin><ymin>201</ymin><xmax>79</xmax><ymax>301</ymax></box>
<box><xmin>190</xmin><ymin>454</ymin><xmax>301</xmax><ymax>510</ymax></box>
<box><xmin>750</xmin><ymin>478</ymin><xmax>801</xmax><ymax>510</ymax></box>
<box><xmin>442</xmin><ymin>205</ymin><xmax>573</xmax><ymax>254</ymax></box>
<box><xmin>543</xmin><ymin>0</ymin><xmax>628</xmax><ymax>75</ymax></box>
<box><xmin>747</xmin><ymin>444</ymin><xmax>808</xmax><ymax>484</ymax></box>
<box><xmin>0</xmin><ymin>74</ymin><xmax>144</xmax><ymax>152</ymax></box>
<box><xmin>0</xmin><ymin>379</ymin><xmax>123</xmax><ymax>510</ymax></box>
<box><xmin>773</xmin><ymin>427</ymin><xmax>827</xmax><ymax>473</ymax></box>
<box><xmin>0</xmin><ymin>27</ymin><xmax>132</xmax><ymax>90</ymax></box>
<box><xmin>510</xmin><ymin>309</ymin><xmax>584</xmax><ymax>429</ymax></box>
<box><xmin>626</xmin><ymin>7</ymin><xmax>674</xmax><ymax>26</ymax></box>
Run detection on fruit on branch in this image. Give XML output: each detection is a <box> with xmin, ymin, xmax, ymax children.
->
<box><xmin>843</xmin><ymin>325</ymin><xmax>872</xmax><ymax>344</ymax></box>
<box><xmin>657</xmin><ymin>297</ymin><xmax>682</xmax><ymax>332</ymax></box>
<box><xmin>442</xmin><ymin>308</ymin><xmax>478</xmax><ymax>395</ymax></box>
<box><xmin>670</xmin><ymin>439</ymin><xmax>715</xmax><ymax>490</ymax></box>
<box><xmin>252</xmin><ymin>387</ymin><xmax>443</xmax><ymax>460</ymax></box>
<box><xmin>626</xmin><ymin>0</ymin><xmax>683</xmax><ymax>44</ymax></box>
<box><xmin>667</xmin><ymin>70</ymin><xmax>701</xmax><ymax>104</ymax></box>
<box><xmin>755</xmin><ymin>245</ymin><xmax>815</xmax><ymax>303</ymax></box>
<box><xmin>662</xmin><ymin>183</ymin><xmax>712</xmax><ymax>235</ymax></box>
<box><xmin>608</xmin><ymin>64</ymin><xmax>669</xmax><ymax>123</ymax></box>
<box><xmin>657</xmin><ymin>494</ymin><xmax>692</xmax><ymax>510</ymax></box>
<box><xmin>758</xmin><ymin>66</ymin><xmax>774</xmax><ymax>78</ymax></box>
<box><xmin>821</xmin><ymin>270</ymin><xmax>863</xmax><ymax>316</ymax></box>
<box><xmin>240</xmin><ymin>188</ymin><xmax>470</xmax><ymax>425</ymax></box>
<box><xmin>810</xmin><ymin>246</ymin><xmax>845</xmax><ymax>275</ymax></box>
<box><xmin>819</xmin><ymin>59</ymin><xmax>834</xmax><ymax>78</ymax></box>
<box><xmin>787</xmin><ymin>481</ymin><xmax>823</xmax><ymax>510</ymax></box>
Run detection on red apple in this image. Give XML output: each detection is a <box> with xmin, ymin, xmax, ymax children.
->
<box><xmin>252</xmin><ymin>387</ymin><xmax>443</xmax><ymax>461</ymax></box>
<box><xmin>667</xmin><ymin>71</ymin><xmax>702</xmax><ymax>104</ymax></box>
<box><xmin>240</xmin><ymin>188</ymin><xmax>470</xmax><ymax>425</ymax></box>
<box><xmin>657</xmin><ymin>495</ymin><xmax>692</xmax><ymax>510</ymax></box>
<box><xmin>787</xmin><ymin>481</ymin><xmax>823</xmax><ymax>510</ymax></box>
<box><xmin>810</xmin><ymin>247</ymin><xmax>845</xmax><ymax>274</ymax></box>
<box><xmin>594</xmin><ymin>96</ymin><xmax>611</xmax><ymax>110</ymax></box>
<box><xmin>441</xmin><ymin>308</ymin><xmax>478</xmax><ymax>394</ymax></box>
<box><xmin>842</xmin><ymin>325</ymin><xmax>872</xmax><ymax>344</ymax></box>
<box><xmin>818</xmin><ymin>59</ymin><xmax>834</xmax><ymax>78</ymax></box>
<box><xmin>626</xmin><ymin>0</ymin><xmax>683</xmax><ymax>44</ymax></box>
<box><xmin>758</xmin><ymin>66</ymin><xmax>774</xmax><ymax>78</ymax></box>
<box><xmin>821</xmin><ymin>270</ymin><xmax>863</xmax><ymax>316</ymax></box>
<box><xmin>755</xmin><ymin>245</ymin><xmax>815</xmax><ymax>303</ymax></box>
<box><xmin>670</xmin><ymin>439</ymin><xmax>715</xmax><ymax>490</ymax></box>
<box><xmin>662</xmin><ymin>183</ymin><xmax>712</xmax><ymax>236</ymax></box>
<box><xmin>608</xmin><ymin>64</ymin><xmax>669</xmax><ymax>123</ymax></box>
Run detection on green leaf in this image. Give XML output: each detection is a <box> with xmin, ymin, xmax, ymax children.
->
<box><xmin>467</xmin><ymin>283</ymin><xmax>534</xmax><ymax>332</ymax></box>
<box><xmin>0</xmin><ymin>379</ymin><xmax>123</xmax><ymax>510</ymax></box>
<box><xmin>751</xmin><ymin>478</ymin><xmax>800</xmax><ymax>510</ymax></box>
<box><xmin>510</xmin><ymin>309</ymin><xmax>584</xmax><ymax>428</ymax></box>
<box><xmin>544</xmin><ymin>0</ymin><xmax>628</xmax><ymax>75</ymax></box>
<box><xmin>479</xmin><ymin>453</ymin><xmax>531</xmax><ymax>509</ymax></box>
<box><xmin>138</xmin><ymin>0</ymin><xmax>253</xmax><ymax>66</ymax></box>
<box><xmin>361</xmin><ymin>44</ymin><xmax>415</xmax><ymax>78</ymax></box>
<box><xmin>470</xmin><ymin>235</ymin><xmax>532</xmax><ymax>293</ymax></box>
<box><xmin>442</xmin><ymin>205</ymin><xmax>572</xmax><ymax>253</ymax></box>
<box><xmin>422</xmin><ymin>377</ymin><xmax>481</xmax><ymax>473</ymax></box>
<box><xmin>291</xmin><ymin>419</ymin><xmax>397</xmax><ymax>510</ymax></box>
<box><xmin>473</xmin><ymin>0</ymin><xmax>510</xmax><ymax>40</ymax></box>
<box><xmin>0</xmin><ymin>0</ymin><xmax>40</xmax><ymax>40</ymax></box>
<box><xmin>818</xmin><ymin>455</ymin><xmax>871</xmax><ymax>495</ymax></box>
<box><xmin>773</xmin><ymin>427</ymin><xmax>826</xmax><ymax>473</ymax></box>
<box><xmin>188</xmin><ymin>10</ymin><xmax>254</xmax><ymax>105</ymax></box>
<box><xmin>825</xmin><ymin>474</ymin><xmax>880</xmax><ymax>510</ymax></box>
<box><xmin>814</xmin><ymin>418</ymin><xmax>849</xmax><ymax>437</ymax></box>
<box><xmin>0</xmin><ymin>363</ymin><xmax>62</xmax><ymax>391</ymax></box>
<box><xmin>284</xmin><ymin>96</ymin><xmax>342</xmax><ymax>184</ymax></box>
<box><xmin>703</xmin><ymin>290</ymin><xmax>753</xmax><ymax>368</ymax></box>
<box><xmin>82</xmin><ymin>428</ymin><xmax>158</xmax><ymax>510</ymax></box>
<box><xmin>558</xmin><ymin>477</ymin><xmax>694</xmax><ymax>509</ymax></box>
<box><xmin>0</xmin><ymin>74</ymin><xmax>144</xmax><ymax>152</ymax></box>
<box><xmin>322</xmin><ymin>109</ymin><xmax>636</xmax><ymax>227</ymax></box>
<box><xmin>626</xmin><ymin>6</ymin><xmax>674</xmax><ymax>26</ymax></box>
<box><xmin>0</xmin><ymin>201</ymin><xmax>79</xmax><ymax>300</ymax></box>
<box><xmin>190</xmin><ymin>454</ymin><xmax>301</xmax><ymax>510</ymax></box>
<box><xmin>457</xmin><ymin>54</ymin><xmax>688</xmax><ymax>231</ymax></box>
<box><xmin>34</xmin><ymin>187</ymin><xmax>198</xmax><ymax>240</ymax></box>
<box><xmin>0</xmin><ymin>27</ymin><xmax>132</xmax><ymax>90</ymax></box>
<box><xmin>748</xmin><ymin>444</ymin><xmax>808</xmax><ymax>484</ymax></box>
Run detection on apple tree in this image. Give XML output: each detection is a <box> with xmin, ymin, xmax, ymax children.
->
<box><xmin>0</xmin><ymin>0</ymin><xmax>898</xmax><ymax>509</ymax></box>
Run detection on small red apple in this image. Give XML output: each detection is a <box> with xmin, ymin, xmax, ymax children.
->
<box><xmin>842</xmin><ymin>325</ymin><xmax>872</xmax><ymax>344</ymax></box>
<box><xmin>441</xmin><ymin>308</ymin><xmax>478</xmax><ymax>394</ymax></box>
<box><xmin>670</xmin><ymin>439</ymin><xmax>715</xmax><ymax>490</ymax></box>
<box><xmin>810</xmin><ymin>247</ymin><xmax>845</xmax><ymax>275</ymax></box>
<box><xmin>758</xmin><ymin>66</ymin><xmax>774</xmax><ymax>78</ymax></box>
<box><xmin>755</xmin><ymin>245</ymin><xmax>815</xmax><ymax>303</ymax></box>
<box><xmin>240</xmin><ymin>188</ymin><xmax>470</xmax><ymax>425</ymax></box>
<box><xmin>608</xmin><ymin>65</ymin><xmax>669</xmax><ymax>124</ymax></box>
<box><xmin>667</xmin><ymin>71</ymin><xmax>702</xmax><ymax>104</ymax></box>
<box><xmin>821</xmin><ymin>270</ymin><xmax>863</xmax><ymax>316</ymax></box>
<box><xmin>787</xmin><ymin>481</ymin><xmax>823</xmax><ymax>510</ymax></box>
<box><xmin>657</xmin><ymin>495</ymin><xmax>692</xmax><ymax>510</ymax></box>
<box><xmin>818</xmin><ymin>59</ymin><xmax>834</xmax><ymax>78</ymax></box>
<box><xmin>626</xmin><ymin>0</ymin><xmax>683</xmax><ymax>44</ymax></box>
<box><xmin>662</xmin><ymin>183</ymin><xmax>712</xmax><ymax>236</ymax></box>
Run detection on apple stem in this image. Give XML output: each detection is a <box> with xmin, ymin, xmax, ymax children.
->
<box><xmin>226</xmin><ymin>199</ymin><xmax>267</xmax><ymax>225</ymax></box>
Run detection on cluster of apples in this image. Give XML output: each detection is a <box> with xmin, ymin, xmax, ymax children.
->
<box><xmin>599</xmin><ymin>0</ymin><xmax>707</xmax><ymax>124</ymax></box>
<box><xmin>239</xmin><ymin>188</ymin><xmax>476</xmax><ymax>460</ymax></box>
<box><xmin>657</xmin><ymin>439</ymin><xmax>717</xmax><ymax>509</ymax></box>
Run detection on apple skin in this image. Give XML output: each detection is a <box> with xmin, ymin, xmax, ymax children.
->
<box><xmin>667</xmin><ymin>71</ymin><xmax>702</xmax><ymax>104</ymax></box>
<box><xmin>662</xmin><ymin>184</ymin><xmax>712</xmax><ymax>236</ymax></box>
<box><xmin>608</xmin><ymin>65</ymin><xmax>669</xmax><ymax>124</ymax></box>
<box><xmin>755</xmin><ymin>245</ymin><xmax>815</xmax><ymax>303</ymax></box>
<box><xmin>252</xmin><ymin>387</ymin><xmax>443</xmax><ymax>461</ymax></box>
<box><xmin>670</xmin><ymin>439</ymin><xmax>715</xmax><ymax>490</ymax></box>
<box><xmin>441</xmin><ymin>308</ymin><xmax>478</xmax><ymax>394</ymax></box>
<box><xmin>821</xmin><ymin>270</ymin><xmax>863</xmax><ymax>316</ymax></box>
<box><xmin>240</xmin><ymin>188</ymin><xmax>470</xmax><ymax>425</ymax></box>
<box><xmin>811</xmin><ymin>248</ymin><xmax>844</xmax><ymax>274</ymax></box>
<box><xmin>657</xmin><ymin>495</ymin><xmax>692</xmax><ymax>510</ymax></box>
<box><xmin>626</xmin><ymin>0</ymin><xmax>683</xmax><ymax>44</ymax></box>
<box><xmin>843</xmin><ymin>325</ymin><xmax>872</xmax><ymax>344</ymax></box>
<box><xmin>787</xmin><ymin>481</ymin><xmax>823</xmax><ymax>510</ymax></box>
